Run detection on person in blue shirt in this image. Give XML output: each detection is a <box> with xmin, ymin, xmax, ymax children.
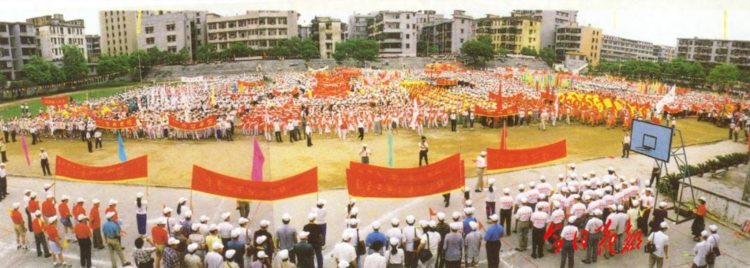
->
<box><xmin>484</xmin><ymin>214</ymin><xmax>505</xmax><ymax>268</ymax></box>
<box><xmin>462</xmin><ymin>208</ymin><xmax>477</xmax><ymax>235</ymax></box>
<box><xmin>365</xmin><ymin>221</ymin><xmax>388</xmax><ymax>254</ymax></box>
<box><xmin>102</xmin><ymin>212</ymin><xmax>126</xmax><ymax>268</ymax></box>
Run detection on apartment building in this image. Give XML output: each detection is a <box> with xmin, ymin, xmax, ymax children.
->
<box><xmin>511</xmin><ymin>10</ymin><xmax>578</xmax><ymax>49</ymax></box>
<box><xmin>27</xmin><ymin>14</ymin><xmax>86</xmax><ymax>62</ymax></box>
<box><xmin>419</xmin><ymin>10</ymin><xmax>474</xmax><ymax>54</ymax></box>
<box><xmin>138</xmin><ymin>11</ymin><xmax>208</xmax><ymax>59</ymax></box>
<box><xmin>601</xmin><ymin>34</ymin><xmax>657</xmax><ymax>62</ymax></box>
<box><xmin>653</xmin><ymin>45</ymin><xmax>676</xmax><ymax>63</ymax></box>
<box><xmin>0</xmin><ymin>22</ymin><xmax>38</xmax><ymax>80</ymax></box>
<box><xmin>476</xmin><ymin>14</ymin><xmax>541</xmax><ymax>54</ymax></box>
<box><xmin>347</xmin><ymin>13</ymin><xmax>375</xmax><ymax>40</ymax></box>
<box><xmin>677</xmin><ymin>38</ymin><xmax>750</xmax><ymax>68</ymax></box>
<box><xmin>310</xmin><ymin>16</ymin><xmax>346</xmax><ymax>59</ymax></box>
<box><xmin>206</xmin><ymin>10</ymin><xmax>299</xmax><ymax>51</ymax></box>
<box><xmin>555</xmin><ymin>23</ymin><xmax>602</xmax><ymax>65</ymax></box>
<box><xmin>100</xmin><ymin>10</ymin><xmax>167</xmax><ymax>56</ymax></box>
<box><xmin>298</xmin><ymin>25</ymin><xmax>310</xmax><ymax>39</ymax></box>
<box><xmin>415</xmin><ymin>10</ymin><xmax>444</xmax><ymax>37</ymax></box>
<box><xmin>368</xmin><ymin>11</ymin><xmax>418</xmax><ymax>57</ymax></box>
<box><xmin>85</xmin><ymin>35</ymin><xmax>101</xmax><ymax>60</ymax></box>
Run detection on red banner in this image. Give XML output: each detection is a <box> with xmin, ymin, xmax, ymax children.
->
<box><xmin>487</xmin><ymin>140</ymin><xmax>567</xmax><ymax>170</ymax></box>
<box><xmin>168</xmin><ymin>115</ymin><xmax>217</xmax><ymax>130</ymax></box>
<box><xmin>435</xmin><ymin>78</ymin><xmax>458</xmax><ymax>86</ymax></box>
<box><xmin>41</xmin><ymin>95</ymin><xmax>69</xmax><ymax>106</ymax></box>
<box><xmin>95</xmin><ymin>116</ymin><xmax>137</xmax><ymax>129</ymax></box>
<box><xmin>191</xmin><ymin>165</ymin><xmax>318</xmax><ymax>201</ymax></box>
<box><xmin>346</xmin><ymin>154</ymin><xmax>464</xmax><ymax>198</ymax></box>
<box><xmin>55</xmin><ymin>155</ymin><xmax>148</xmax><ymax>182</ymax></box>
<box><xmin>237</xmin><ymin>80</ymin><xmax>265</xmax><ymax>89</ymax></box>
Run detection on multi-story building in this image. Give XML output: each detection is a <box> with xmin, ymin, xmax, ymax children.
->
<box><xmin>419</xmin><ymin>10</ymin><xmax>474</xmax><ymax>54</ymax></box>
<box><xmin>347</xmin><ymin>13</ymin><xmax>375</xmax><ymax>39</ymax></box>
<box><xmin>100</xmin><ymin>10</ymin><xmax>165</xmax><ymax>56</ymax></box>
<box><xmin>555</xmin><ymin>23</ymin><xmax>602</xmax><ymax>65</ymax></box>
<box><xmin>653</xmin><ymin>45</ymin><xmax>675</xmax><ymax>63</ymax></box>
<box><xmin>0</xmin><ymin>22</ymin><xmax>38</xmax><ymax>80</ymax></box>
<box><xmin>298</xmin><ymin>25</ymin><xmax>310</xmax><ymax>39</ymax></box>
<box><xmin>85</xmin><ymin>35</ymin><xmax>101</xmax><ymax>61</ymax></box>
<box><xmin>206</xmin><ymin>10</ymin><xmax>299</xmax><ymax>52</ymax></box>
<box><xmin>310</xmin><ymin>17</ymin><xmax>345</xmax><ymax>59</ymax></box>
<box><xmin>476</xmin><ymin>14</ymin><xmax>541</xmax><ymax>54</ymax></box>
<box><xmin>601</xmin><ymin>34</ymin><xmax>657</xmax><ymax>62</ymax></box>
<box><xmin>27</xmin><ymin>14</ymin><xmax>86</xmax><ymax>62</ymax></box>
<box><xmin>138</xmin><ymin>11</ymin><xmax>208</xmax><ymax>59</ymax></box>
<box><xmin>368</xmin><ymin>11</ymin><xmax>418</xmax><ymax>57</ymax></box>
<box><xmin>677</xmin><ymin>38</ymin><xmax>750</xmax><ymax>68</ymax></box>
<box><xmin>415</xmin><ymin>10</ymin><xmax>444</xmax><ymax>37</ymax></box>
<box><xmin>511</xmin><ymin>10</ymin><xmax>578</xmax><ymax>49</ymax></box>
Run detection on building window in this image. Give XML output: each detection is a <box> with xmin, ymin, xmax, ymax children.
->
<box><xmin>145</xmin><ymin>26</ymin><xmax>154</xmax><ymax>34</ymax></box>
<box><xmin>167</xmin><ymin>24</ymin><xmax>176</xmax><ymax>31</ymax></box>
<box><xmin>326</xmin><ymin>33</ymin><xmax>332</xmax><ymax>40</ymax></box>
<box><xmin>167</xmin><ymin>35</ymin><xmax>176</xmax><ymax>42</ymax></box>
<box><xmin>406</xmin><ymin>34</ymin><xmax>410</xmax><ymax>39</ymax></box>
<box><xmin>168</xmin><ymin>46</ymin><xmax>177</xmax><ymax>53</ymax></box>
<box><xmin>146</xmin><ymin>37</ymin><xmax>155</xmax><ymax>44</ymax></box>
<box><xmin>406</xmin><ymin>43</ymin><xmax>410</xmax><ymax>49</ymax></box>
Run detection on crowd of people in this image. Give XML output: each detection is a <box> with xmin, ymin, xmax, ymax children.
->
<box><xmin>8</xmin><ymin>162</ymin><xmax>725</xmax><ymax>268</ymax></box>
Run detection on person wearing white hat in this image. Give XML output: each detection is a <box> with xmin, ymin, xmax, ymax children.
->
<box><xmin>102</xmin><ymin>211</ymin><xmax>126</xmax><ymax>267</ymax></box>
<box><xmin>11</xmin><ymin>202</ymin><xmax>28</xmax><ymax>250</ymax></box>
<box><xmin>647</xmin><ymin>221</ymin><xmax>670</xmax><ymax>268</ymax></box>
<box><xmin>363</xmin><ymin>238</ymin><xmax>387</xmax><ymax>268</ymax></box>
<box><xmin>559</xmin><ymin>216</ymin><xmax>579</xmax><ymax>268</ymax></box>
<box><xmin>485</xmin><ymin>178</ymin><xmax>498</xmax><ymax>220</ymax></box>
<box><xmin>386</xmin><ymin>218</ymin><xmax>403</xmax><ymax>249</ymax></box>
<box><xmin>465</xmin><ymin>221</ymin><xmax>482</xmax><ymax>266</ymax></box>
<box><xmin>693</xmin><ymin>230</ymin><xmax>711</xmax><ymax>268</ymax></box>
<box><xmin>89</xmin><ymin>198</ymin><xmax>105</xmax><ymax>249</ymax></box>
<box><xmin>475</xmin><ymin>151</ymin><xmax>487</xmax><ymax>192</ymax></box>
<box><xmin>45</xmin><ymin>216</ymin><xmax>69</xmax><ymax>267</ymax></box>
<box><xmin>707</xmin><ymin>225</ymin><xmax>720</xmax><ymax>268</ymax></box>
<box><xmin>691</xmin><ymin>197</ymin><xmax>708</xmax><ymax>242</ymax></box>
<box><xmin>497</xmin><ymin>188</ymin><xmax>513</xmax><ymax>237</ymax></box>
<box><xmin>442</xmin><ymin>222</ymin><xmax>463</xmax><ymax>268</ymax></box>
<box><xmin>365</xmin><ymin>221</ymin><xmax>387</xmax><ymax>255</ymax></box>
<box><xmin>277</xmin><ymin>213</ymin><xmax>299</xmax><ymax>262</ymax></box>
<box><xmin>313</xmin><ymin>199</ymin><xmax>328</xmax><ymax>246</ymax></box>
<box><xmin>359</xmin><ymin>143</ymin><xmax>371</xmax><ymax>164</ymax></box>
<box><xmin>206</xmin><ymin>224</ymin><xmax>221</xmax><ymax>255</ymax></box>
<box><xmin>151</xmin><ymin>217</ymin><xmax>170</xmax><ymax>268</ymax></box>
<box><xmin>218</xmin><ymin>212</ymin><xmax>234</xmax><ymax>248</ymax></box>
<box><xmin>289</xmin><ymin>230</ymin><xmax>313</xmax><ymax>267</ymax></box>
<box><xmin>57</xmin><ymin>195</ymin><xmax>74</xmax><ymax>242</ymax></box>
<box><xmin>176</xmin><ymin>197</ymin><xmax>188</xmax><ymax>219</ymax></box>
<box><xmin>184</xmin><ymin>242</ymin><xmax>202</xmax><ymax>268</ymax></box>
<box><xmin>302</xmin><ymin>213</ymin><xmax>324</xmax><ymax>267</ymax></box>
<box><xmin>205</xmin><ymin>242</ymin><xmax>224</xmax><ymax>268</ymax></box>
<box><xmin>484</xmin><ymin>214</ymin><xmax>504</xmax><ymax>268</ymax></box>
<box><xmin>135</xmin><ymin>192</ymin><xmax>149</xmax><ymax>236</ymax></box>
<box><xmin>582</xmin><ymin>209</ymin><xmax>603</xmax><ymax>264</ymax></box>
<box><xmin>41</xmin><ymin>193</ymin><xmax>57</xmax><ymax>219</ymax></box>
<box><xmin>163</xmin><ymin>237</ymin><xmax>181</xmax><ymax>268</ymax></box>
<box><xmin>31</xmin><ymin>209</ymin><xmax>51</xmax><ymax>257</ymax></box>
<box><xmin>74</xmin><ymin>215</ymin><xmax>93</xmax><ymax>267</ymax></box>
<box><xmin>514</xmin><ymin>198</ymin><xmax>532</xmax><ymax>251</ymax></box>
<box><xmin>253</xmin><ymin>221</ymin><xmax>275</xmax><ymax>261</ymax></box>
<box><xmin>226</xmin><ymin>229</ymin><xmax>245</xmax><ymax>268</ymax></box>
<box><xmin>341</xmin><ymin>218</ymin><xmax>364</xmax><ymax>266</ymax></box>
<box><xmin>433</xmin><ymin>213</ymin><xmax>451</xmax><ymax>268</ymax></box>
<box><xmin>332</xmin><ymin>232</ymin><xmax>357</xmax><ymax>267</ymax></box>
<box><xmin>39</xmin><ymin>147</ymin><xmax>51</xmax><ymax>176</ymax></box>
<box><xmin>416</xmin><ymin>221</ymin><xmax>441</xmax><ymax>268</ymax></box>
<box><xmin>72</xmin><ymin>198</ymin><xmax>86</xmax><ymax>224</ymax></box>
<box><xmin>650</xmin><ymin>201</ymin><xmax>669</xmax><ymax>234</ymax></box>
<box><xmin>530</xmin><ymin>203</ymin><xmax>549</xmax><ymax>259</ymax></box>
<box><xmin>402</xmin><ymin>215</ymin><xmax>421</xmax><ymax>268</ymax></box>
<box><xmin>385</xmin><ymin>236</ymin><xmax>405</xmax><ymax>267</ymax></box>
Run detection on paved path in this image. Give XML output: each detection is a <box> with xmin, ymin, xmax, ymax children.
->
<box><xmin>1</xmin><ymin>140</ymin><xmax>749</xmax><ymax>267</ymax></box>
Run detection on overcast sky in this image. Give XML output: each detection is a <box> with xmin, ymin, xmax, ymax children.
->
<box><xmin>2</xmin><ymin>0</ymin><xmax>749</xmax><ymax>46</ymax></box>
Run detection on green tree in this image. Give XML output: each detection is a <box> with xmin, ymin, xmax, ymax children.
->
<box><xmin>268</xmin><ymin>45</ymin><xmax>291</xmax><ymax>59</ymax></box>
<box><xmin>61</xmin><ymin>45</ymin><xmax>88</xmax><ymax>81</ymax></box>
<box><xmin>196</xmin><ymin>44</ymin><xmax>216</xmax><ymax>63</ymax></box>
<box><xmin>520</xmin><ymin>47</ymin><xmax>538</xmax><ymax>57</ymax></box>
<box><xmin>299</xmin><ymin>38</ymin><xmax>319</xmax><ymax>61</ymax></box>
<box><xmin>460</xmin><ymin>36</ymin><xmax>495</xmax><ymax>67</ymax></box>
<box><xmin>96</xmin><ymin>54</ymin><xmax>131</xmax><ymax>76</ymax></box>
<box><xmin>707</xmin><ymin>63</ymin><xmax>740</xmax><ymax>90</ymax></box>
<box><xmin>226</xmin><ymin>42</ymin><xmax>252</xmax><ymax>59</ymax></box>
<box><xmin>539</xmin><ymin>47</ymin><xmax>556</xmax><ymax>67</ymax></box>
<box><xmin>177</xmin><ymin>48</ymin><xmax>191</xmax><ymax>64</ymax></box>
<box><xmin>23</xmin><ymin>56</ymin><xmax>65</xmax><ymax>85</ymax></box>
<box><xmin>0</xmin><ymin>74</ymin><xmax>6</xmax><ymax>89</ymax></box>
<box><xmin>333</xmin><ymin>39</ymin><xmax>379</xmax><ymax>65</ymax></box>
<box><xmin>417</xmin><ymin>41</ymin><xmax>438</xmax><ymax>56</ymax></box>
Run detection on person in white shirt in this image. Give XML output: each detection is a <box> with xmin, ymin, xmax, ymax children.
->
<box><xmin>485</xmin><ymin>178</ymin><xmax>497</xmax><ymax>219</ymax></box>
<box><xmin>693</xmin><ymin>231</ymin><xmax>711</xmax><ymax>268</ymax></box>
<box><xmin>475</xmin><ymin>151</ymin><xmax>487</xmax><ymax>192</ymax></box>
<box><xmin>402</xmin><ymin>215</ymin><xmax>421</xmax><ymax>267</ymax></box>
<box><xmin>707</xmin><ymin>225</ymin><xmax>720</xmax><ymax>268</ymax></box>
<box><xmin>385</xmin><ymin>237</ymin><xmax>404</xmax><ymax>267</ymax></box>
<box><xmin>217</xmin><ymin>212</ymin><xmax>234</xmax><ymax>247</ymax></box>
<box><xmin>560</xmin><ymin>216</ymin><xmax>579</xmax><ymax>268</ymax></box>
<box><xmin>204</xmin><ymin>242</ymin><xmax>224</xmax><ymax>268</ymax></box>
<box><xmin>582</xmin><ymin>209</ymin><xmax>604</xmax><ymax>264</ymax></box>
<box><xmin>416</xmin><ymin>221</ymin><xmax>441</xmax><ymax>268</ymax></box>
<box><xmin>314</xmin><ymin>199</ymin><xmax>327</xmax><ymax>245</ymax></box>
<box><xmin>385</xmin><ymin>218</ymin><xmax>403</xmax><ymax>247</ymax></box>
<box><xmin>514</xmin><ymin>198</ymin><xmax>532</xmax><ymax>251</ymax></box>
<box><xmin>498</xmin><ymin>188</ymin><xmax>514</xmax><ymax>235</ymax></box>
<box><xmin>363</xmin><ymin>240</ymin><xmax>387</xmax><ymax>268</ymax></box>
<box><xmin>530</xmin><ymin>204</ymin><xmax>549</xmax><ymax>259</ymax></box>
<box><xmin>331</xmin><ymin>234</ymin><xmax>357</xmax><ymax>268</ymax></box>
<box><xmin>360</xmin><ymin>144</ymin><xmax>372</xmax><ymax>164</ymax></box>
<box><xmin>647</xmin><ymin>222</ymin><xmax>669</xmax><ymax>268</ymax></box>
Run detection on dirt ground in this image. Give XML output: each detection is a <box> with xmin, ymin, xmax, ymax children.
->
<box><xmin>0</xmin><ymin>118</ymin><xmax>729</xmax><ymax>189</ymax></box>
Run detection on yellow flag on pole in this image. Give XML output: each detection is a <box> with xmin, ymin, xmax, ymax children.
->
<box><xmin>136</xmin><ymin>10</ymin><xmax>142</xmax><ymax>35</ymax></box>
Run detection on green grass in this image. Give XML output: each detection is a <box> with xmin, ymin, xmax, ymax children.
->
<box><xmin>0</xmin><ymin>81</ymin><xmax>143</xmax><ymax>118</ymax></box>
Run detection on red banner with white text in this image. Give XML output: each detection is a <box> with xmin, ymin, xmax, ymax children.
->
<box><xmin>487</xmin><ymin>140</ymin><xmax>567</xmax><ymax>170</ymax></box>
<box><xmin>346</xmin><ymin>154</ymin><xmax>464</xmax><ymax>198</ymax></box>
<box><xmin>168</xmin><ymin>115</ymin><xmax>217</xmax><ymax>130</ymax></box>
<box><xmin>95</xmin><ymin>116</ymin><xmax>138</xmax><ymax>129</ymax></box>
<box><xmin>191</xmin><ymin>166</ymin><xmax>318</xmax><ymax>201</ymax></box>
<box><xmin>55</xmin><ymin>155</ymin><xmax>148</xmax><ymax>182</ymax></box>
<box><xmin>41</xmin><ymin>95</ymin><xmax>69</xmax><ymax>106</ymax></box>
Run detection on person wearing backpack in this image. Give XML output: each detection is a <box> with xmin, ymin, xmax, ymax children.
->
<box><xmin>706</xmin><ymin>225</ymin><xmax>720</xmax><ymax>268</ymax></box>
<box><xmin>647</xmin><ymin>222</ymin><xmax>669</xmax><ymax>268</ymax></box>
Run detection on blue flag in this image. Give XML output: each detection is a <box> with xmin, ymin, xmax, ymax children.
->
<box><xmin>117</xmin><ymin>132</ymin><xmax>127</xmax><ymax>162</ymax></box>
<box><xmin>387</xmin><ymin>130</ymin><xmax>393</xmax><ymax>167</ymax></box>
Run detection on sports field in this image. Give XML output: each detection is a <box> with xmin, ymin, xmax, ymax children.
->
<box><xmin>0</xmin><ymin>111</ymin><xmax>728</xmax><ymax>189</ymax></box>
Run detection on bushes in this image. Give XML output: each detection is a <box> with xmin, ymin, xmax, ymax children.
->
<box><xmin>657</xmin><ymin>152</ymin><xmax>748</xmax><ymax>199</ymax></box>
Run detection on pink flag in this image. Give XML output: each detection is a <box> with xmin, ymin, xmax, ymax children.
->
<box><xmin>251</xmin><ymin>137</ymin><xmax>265</xmax><ymax>181</ymax></box>
<box><xmin>20</xmin><ymin>135</ymin><xmax>31</xmax><ymax>166</ymax></box>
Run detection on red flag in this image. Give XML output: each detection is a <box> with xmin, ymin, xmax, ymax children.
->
<box><xmin>500</xmin><ymin>121</ymin><xmax>508</xmax><ymax>150</ymax></box>
<box><xmin>428</xmin><ymin>208</ymin><xmax>436</xmax><ymax>218</ymax></box>
<box><xmin>251</xmin><ymin>137</ymin><xmax>265</xmax><ymax>181</ymax></box>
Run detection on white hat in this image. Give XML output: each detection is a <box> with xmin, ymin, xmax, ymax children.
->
<box><xmin>429</xmin><ymin>220</ymin><xmax>437</xmax><ymax>228</ymax></box>
<box><xmin>212</xmin><ymin>241</ymin><xmax>223</xmax><ymax>250</ymax></box>
<box><xmin>136</xmin><ymin>192</ymin><xmax>144</xmax><ymax>198</ymax></box>
<box><xmin>168</xmin><ymin>237</ymin><xmax>180</xmax><ymax>245</ymax></box>
<box><xmin>540</xmin><ymin>175</ymin><xmax>547</xmax><ymax>181</ymax></box>
<box><xmin>436</xmin><ymin>212</ymin><xmax>446</xmax><ymax>220</ymax></box>
<box><xmin>520</xmin><ymin>197</ymin><xmax>528</xmax><ymax>204</ymax></box>
<box><xmin>567</xmin><ymin>216</ymin><xmax>577</xmax><ymax>223</ymax></box>
<box><xmin>231</xmin><ymin>229</ymin><xmax>241</xmax><ymax>238</ymax></box>
<box><xmin>76</xmin><ymin>197</ymin><xmax>85</xmax><ymax>203</ymax></box>
<box><xmin>529</xmin><ymin>181</ymin><xmax>536</xmax><ymax>188</ymax></box>
<box><xmin>298</xmin><ymin>231</ymin><xmax>310</xmax><ymax>239</ymax></box>
<box><xmin>558</xmin><ymin>173</ymin><xmax>564</xmax><ymax>179</ymax></box>
<box><xmin>489</xmin><ymin>214</ymin><xmax>499</xmax><ymax>222</ymax></box>
<box><xmin>61</xmin><ymin>195</ymin><xmax>69</xmax><ymax>201</ymax></box>
<box><xmin>78</xmin><ymin>214</ymin><xmax>88</xmax><ymax>221</ymax></box>
<box><xmin>187</xmin><ymin>243</ymin><xmax>199</xmax><ymax>253</ymax></box>
<box><xmin>660</xmin><ymin>222</ymin><xmax>669</xmax><ymax>229</ymax></box>
<box><xmin>162</xmin><ymin>207</ymin><xmax>173</xmax><ymax>214</ymax></box>
<box><xmin>463</xmin><ymin>207</ymin><xmax>473</xmax><ymax>215</ymax></box>
<box><xmin>200</xmin><ymin>215</ymin><xmax>210</xmax><ymax>223</ymax></box>
<box><xmin>371</xmin><ymin>221</ymin><xmax>381</xmax><ymax>229</ymax></box>
<box><xmin>317</xmin><ymin>199</ymin><xmax>326</xmax><ymax>206</ymax></box>
<box><xmin>390</xmin><ymin>237</ymin><xmax>400</xmax><ymax>246</ymax></box>
<box><xmin>209</xmin><ymin>224</ymin><xmax>218</xmax><ymax>231</ymax></box>
<box><xmin>701</xmin><ymin>230</ymin><xmax>709</xmax><ymax>237</ymax></box>
<box><xmin>451</xmin><ymin>211</ymin><xmax>461</xmax><ymax>219</ymax></box>
<box><xmin>279</xmin><ymin>249</ymin><xmax>290</xmax><ymax>260</ymax></box>
<box><xmin>418</xmin><ymin>220</ymin><xmax>428</xmax><ymax>228</ymax></box>
<box><xmin>708</xmin><ymin>225</ymin><xmax>718</xmax><ymax>232</ymax></box>
<box><xmin>608</xmin><ymin>166</ymin><xmax>614</xmax><ymax>171</ymax></box>
<box><xmin>44</xmin><ymin>183</ymin><xmax>52</xmax><ymax>189</ymax></box>
<box><xmin>34</xmin><ymin>211</ymin><xmax>42</xmax><ymax>216</ymax></box>
<box><xmin>503</xmin><ymin>188</ymin><xmax>510</xmax><ymax>194</ymax></box>
<box><xmin>105</xmin><ymin>212</ymin><xmax>116</xmax><ymax>219</ymax></box>
<box><xmin>281</xmin><ymin>213</ymin><xmax>292</xmax><ymax>221</ymax></box>
<box><xmin>469</xmin><ymin>221</ymin><xmax>478</xmax><ymax>230</ymax></box>
<box><xmin>191</xmin><ymin>224</ymin><xmax>201</xmax><ymax>231</ymax></box>
<box><xmin>348</xmin><ymin>218</ymin><xmax>359</xmax><ymax>226</ymax></box>
<box><xmin>362</xmin><ymin>143</ymin><xmax>368</xmax><ymax>147</ymax></box>
<box><xmin>178</xmin><ymin>197</ymin><xmax>187</xmax><ymax>203</ymax></box>
<box><xmin>350</xmin><ymin>207</ymin><xmax>359</xmax><ymax>216</ymax></box>
<box><xmin>341</xmin><ymin>232</ymin><xmax>353</xmax><ymax>241</ymax></box>
<box><xmin>465</xmin><ymin>200</ymin><xmax>473</xmax><ymax>207</ymax></box>
<box><xmin>518</xmin><ymin>184</ymin><xmax>525</xmax><ymax>190</ymax></box>
<box><xmin>108</xmin><ymin>199</ymin><xmax>117</xmax><ymax>205</ymax></box>
<box><xmin>405</xmin><ymin>215</ymin><xmax>415</xmax><ymax>224</ymax></box>
<box><xmin>12</xmin><ymin>202</ymin><xmax>20</xmax><ymax>209</ymax></box>
<box><xmin>569</xmin><ymin>163</ymin><xmax>576</xmax><ymax>168</ymax></box>
<box><xmin>307</xmin><ymin>212</ymin><xmax>317</xmax><ymax>221</ymax></box>
<box><xmin>450</xmin><ymin>222</ymin><xmax>461</xmax><ymax>230</ymax></box>
<box><xmin>173</xmin><ymin>224</ymin><xmax>183</xmax><ymax>232</ymax></box>
<box><xmin>156</xmin><ymin>217</ymin><xmax>167</xmax><ymax>225</ymax></box>
<box><xmin>480</xmin><ymin>151</ymin><xmax>487</xmax><ymax>156</ymax></box>
<box><xmin>238</xmin><ymin>217</ymin><xmax>249</xmax><ymax>224</ymax></box>
<box><xmin>221</xmin><ymin>212</ymin><xmax>231</xmax><ymax>220</ymax></box>
<box><xmin>488</xmin><ymin>178</ymin><xmax>496</xmax><ymax>185</ymax></box>
<box><xmin>349</xmin><ymin>198</ymin><xmax>357</xmax><ymax>204</ymax></box>
<box><xmin>48</xmin><ymin>216</ymin><xmax>58</xmax><ymax>223</ymax></box>
<box><xmin>24</xmin><ymin>189</ymin><xmax>31</xmax><ymax>194</ymax></box>
<box><xmin>226</xmin><ymin>249</ymin><xmax>237</xmax><ymax>259</ymax></box>
<box><xmin>539</xmin><ymin>194</ymin><xmax>547</xmax><ymax>200</ymax></box>
<box><xmin>699</xmin><ymin>196</ymin><xmax>706</xmax><ymax>201</ymax></box>
<box><xmin>617</xmin><ymin>205</ymin><xmax>625</xmax><ymax>211</ymax></box>
<box><xmin>46</xmin><ymin>193</ymin><xmax>53</xmax><ymax>199</ymax></box>
<box><xmin>593</xmin><ymin>209</ymin><xmax>602</xmax><ymax>216</ymax></box>
<box><xmin>658</xmin><ymin>202</ymin><xmax>667</xmax><ymax>208</ymax></box>
<box><xmin>260</xmin><ymin>220</ymin><xmax>270</xmax><ymax>227</ymax></box>
<box><xmin>256</xmin><ymin>235</ymin><xmax>267</xmax><ymax>244</ymax></box>
<box><xmin>338</xmin><ymin>260</ymin><xmax>350</xmax><ymax>268</ymax></box>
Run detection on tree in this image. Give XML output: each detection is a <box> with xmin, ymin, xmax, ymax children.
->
<box><xmin>23</xmin><ymin>56</ymin><xmax>65</xmax><ymax>85</ymax></box>
<box><xmin>196</xmin><ymin>44</ymin><xmax>216</xmax><ymax>63</ymax></box>
<box><xmin>417</xmin><ymin>41</ymin><xmax>438</xmax><ymax>56</ymax></box>
<box><xmin>333</xmin><ymin>39</ymin><xmax>379</xmax><ymax>65</ymax></box>
<box><xmin>96</xmin><ymin>54</ymin><xmax>131</xmax><ymax>76</ymax></box>
<box><xmin>0</xmin><ymin>74</ymin><xmax>6</xmax><ymax>89</ymax></box>
<box><xmin>520</xmin><ymin>47</ymin><xmax>538</xmax><ymax>57</ymax></box>
<box><xmin>539</xmin><ymin>47</ymin><xmax>556</xmax><ymax>67</ymax></box>
<box><xmin>177</xmin><ymin>48</ymin><xmax>191</xmax><ymax>64</ymax></box>
<box><xmin>299</xmin><ymin>38</ymin><xmax>319</xmax><ymax>61</ymax></box>
<box><xmin>707</xmin><ymin>63</ymin><xmax>740</xmax><ymax>90</ymax></box>
<box><xmin>61</xmin><ymin>45</ymin><xmax>88</xmax><ymax>81</ymax></box>
<box><xmin>227</xmin><ymin>42</ymin><xmax>252</xmax><ymax>59</ymax></box>
<box><xmin>460</xmin><ymin>37</ymin><xmax>495</xmax><ymax>67</ymax></box>
<box><xmin>268</xmin><ymin>45</ymin><xmax>291</xmax><ymax>60</ymax></box>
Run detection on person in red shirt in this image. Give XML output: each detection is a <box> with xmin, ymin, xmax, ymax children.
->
<box><xmin>89</xmin><ymin>198</ymin><xmax>105</xmax><ymax>249</ymax></box>
<box><xmin>105</xmin><ymin>199</ymin><xmax>119</xmax><ymax>223</ymax></box>
<box><xmin>31</xmin><ymin>211</ymin><xmax>51</xmax><ymax>257</ymax></box>
<box><xmin>28</xmin><ymin>192</ymin><xmax>40</xmax><ymax>215</ymax></box>
<box><xmin>72</xmin><ymin>198</ymin><xmax>87</xmax><ymax>223</ymax></box>
<box><xmin>691</xmin><ymin>197</ymin><xmax>708</xmax><ymax>241</ymax></box>
<box><xmin>45</xmin><ymin>216</ymin><xmax>68</xmax><ymax>266</ymax></box>
<box><xmin>75</xmin><ymin>215</ymin><xmax>93</xmax><ymax>268</ymax></box>
<box><xmin>151</xmin><ymin>219</ymin><xmax>169</xmax><ymax>268</ymax></box>
<box><xmin>58</xmin><ymin>195</ymin><xmax>73</xmax><ymax>241</ymax></box>
<box><xmin>41</xmin><ymin>194</ymin><xmax>57</xmax><ymax>219</ymax></box>
<box><xmin>10</xmin><ymin>202</ymin><xmax>28</xmax><ymax>250</ymax></box>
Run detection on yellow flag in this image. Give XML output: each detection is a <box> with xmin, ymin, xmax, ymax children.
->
<box><xmin>136</xmin><ymin>10</ymin><xmax>142</xmax><ymax>35</ymax></box>
<box><xmin>210</xmin><ymin>86</ymin><xmax>216</xmax><ymax>106</ymax></box>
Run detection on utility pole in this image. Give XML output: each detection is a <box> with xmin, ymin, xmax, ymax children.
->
<box><xmin>743</xmin><ymin>155</ymin><xmax>750</xmax><ymax>202</ymax></box>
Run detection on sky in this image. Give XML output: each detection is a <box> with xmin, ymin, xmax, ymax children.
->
<box><xmin>1</xmin><ymin>0</ymin><xmax>749</xmax><ymax>47</ymax></box>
